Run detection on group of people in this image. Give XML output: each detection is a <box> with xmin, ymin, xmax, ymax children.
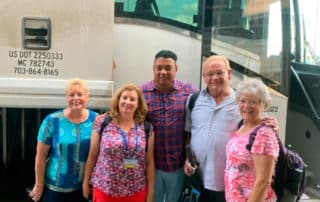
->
<box><xmin>29</xmin><ymin>50</ymin><xmax>279</xmax><ymax>202</ymax></box>
<box><xmin>184</xmin><ymin>55</ymin><xmax>278</xmax><ymax>202</ymax></box>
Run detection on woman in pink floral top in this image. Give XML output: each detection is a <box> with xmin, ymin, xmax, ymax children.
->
<box><xmin>82</xmin><ymin>83</ymin><xmax>155</xmax><ymax>202</ymax></box>
<box><xmin>225</xmin><ymin>78</ymin><xmax>279</xmax><ymax>202</ymax></box>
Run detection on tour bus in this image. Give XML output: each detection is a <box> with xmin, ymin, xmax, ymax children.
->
<box><xmin>115</xmin><ymin>0</ymin><xmax>320</xmax><ymax>199</ymax></box>
<box><xmin>1</xmin><ymin>0</ymin><xmax>320</xmax><ymax>201</ymax></box>
<box><xmin>0</xmin><ymin>0</ymin><xmax>114</xmax><ymax>200</ymax></box>
<box><xmin>199</xmin><ymin>0</ymin><xmax>320</xmax><ymax>199</ymax></box>
<box><xmin>0</xmin><ymin>0</ymin><xmax>201</xmax><ymax>201</ymax></box>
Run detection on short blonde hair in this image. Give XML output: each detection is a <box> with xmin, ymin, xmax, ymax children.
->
<box><xmin>110</xmin><ymin>83</ymin><xmax>147</xmax><ymax>124</ymax></box>
<box><xmin>65</xmin><ymin>78</ymin><xmax>89</xmax><ymax>94</ymax></box>
<box><xmin>202</xmin><ymin>55</ymin><xmax>231</xmax><ymax>71</ymax></box>
<box><xmin>236</xmin><ymin>78</ymin><xmax>272</xmax><ymax>109</ymax></box>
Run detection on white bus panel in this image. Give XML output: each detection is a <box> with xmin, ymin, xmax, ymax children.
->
<box><xmin>0</xmin><ymin>0</ymin><xmax>114</xmax><ymax>109</ymax></box>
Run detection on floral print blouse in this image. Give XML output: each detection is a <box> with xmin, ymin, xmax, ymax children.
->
<box><xmin>90</xmin><ymin>114</ymin><xmax>152</xmax><ymax>197</ymax></box>
<box><xmin>225</xmin><ymin>126</ymin><xmax>279</xmax><ymax>202</ymax></box>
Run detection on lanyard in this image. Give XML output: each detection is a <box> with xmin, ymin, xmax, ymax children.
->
<box><xmin>119</xmin><ymin>124</ymin><xmax>138</xmax><ymax>157</ymax></box>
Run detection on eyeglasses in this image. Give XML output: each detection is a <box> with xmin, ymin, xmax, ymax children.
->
<box><xmin>203</xmin><ymin>71</ymin><xmax>225</xmax><ymax>78</ymax></box>
<box><xmin>238</xmin><ymin>99</ymin><xmax>261</xmax><ymax>106</ymax></box>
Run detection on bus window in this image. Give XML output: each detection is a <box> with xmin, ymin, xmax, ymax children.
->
<box><xmin>115</xmin><ymin>0</ymin><xmax>199</xmax><ymax>27</ymax></box>
<box><xmin>211</xmin><ymin>0</ymin><xmax>283</xmax><ymax>88</ymax></box>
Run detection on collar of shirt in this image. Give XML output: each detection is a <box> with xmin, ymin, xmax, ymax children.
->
<box><xmin>202</xmin><ymin>87</ymin><xmax>237</xmax><ymax>109</ymax></box>
<box><xmin>143</xmin><ymin>80</ymin><xmax>183</xmax><ymax>92</ymax></box>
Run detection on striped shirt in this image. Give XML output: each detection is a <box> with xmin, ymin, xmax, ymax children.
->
<box><xmin>140</xmin><ymin>80</ymin><xmax>197</xmax><ymax>171</ymax></box>
<box><xmin>37</xmin><ymin>110</ymin><xmax>98</xmax><ymax>192</ymax></box>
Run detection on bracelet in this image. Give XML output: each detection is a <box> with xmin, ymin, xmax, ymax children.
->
<box><xmin>35</xmin><ymin>184</ymin><xmax>44</xmax><ymax>187</ymax></box>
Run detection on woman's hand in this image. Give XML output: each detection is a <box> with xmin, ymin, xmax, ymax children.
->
<box><xmin>146</xmin><ymin>190</ymin><xmax>154</xmax><ymax>202</ymax></box>
<box><xmin>82</xmin><ymin>182</ymin><xmax>92</xmax><ymax>199</ymax></box>
<box><xmin>29</xmin><ymin>184</ymin><xmax>44</xmax><ymax>202</ymax></box>
<box><xmin>146</xmin><ymin>132</ymin><xmax>155</xmax><ymax>202</ymax></box>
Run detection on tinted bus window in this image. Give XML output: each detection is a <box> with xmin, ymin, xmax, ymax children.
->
<box><xmin>210</xmin><ymin>0</ymin><xmax>283</xmax><ymax>90</ymax></box>
<box><xmin>115</xmin><ymin>0</ymin><xmax>199</xmax><ymax>26</ymax></box>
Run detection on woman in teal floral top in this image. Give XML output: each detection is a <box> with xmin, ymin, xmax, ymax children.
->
<box><xmin>29</xmin><ymin>78</ymin><xmax>98</xmax><ymax>202</ymax></box>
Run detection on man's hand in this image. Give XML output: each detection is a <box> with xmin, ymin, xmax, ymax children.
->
<box><xmin>261</xmin><ymin>116</ymin><xmax>278</xmax><ymax>133</ymax></box>
<box><xmin>184</xmin><ymin>159</ymin><xmax>197</xmax><ymax>176</ymax></box>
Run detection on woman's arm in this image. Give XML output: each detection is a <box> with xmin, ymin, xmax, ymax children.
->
<box><xmin>248</xmin><ymin>154</ymin><xmax>276</xmax><ymax>202</ymax></box>
<box><xmin>145</xmin><ymin>131</ymin><xmax>155</xmax><ymax>202</ymax></box>
<box><xmin>82</xmin><ymin>130</ymin><xmax>101</xmax><ymax>199</ymax></box>
<box><xmin>29</xmin><ymin>142</ymin><xmax>50</xmax><ymax>201</ymax></box>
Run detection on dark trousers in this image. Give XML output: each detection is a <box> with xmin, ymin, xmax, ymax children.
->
<box><xmin>200</xmin><ymin>188</ymin><xmax>226</xmax><ymax>202</ymax></box>
<box><xmin>42</xmin><ymin>187</ymin><xmax>88</xmax><ymax>202</ymax></box>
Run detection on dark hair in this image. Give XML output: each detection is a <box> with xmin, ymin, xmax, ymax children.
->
<box><xmin>154</xmin><ymin>50</ymin><xmax>177</xmax><ymax>61</ymax></box>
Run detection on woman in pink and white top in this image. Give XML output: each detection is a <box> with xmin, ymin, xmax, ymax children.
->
<box><xmin>224</xmin><ymin>78</ymin><xmax>279</xmax><ymax>202</ymax></box>
<box><xmin>83</xmin><ymin>83</ymin><xmax>155</xmax><ymax>202</ymax></box>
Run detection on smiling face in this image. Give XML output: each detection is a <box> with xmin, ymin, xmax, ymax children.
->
<box><xmin>66</xmin><ymin>84</ymin><xmax>89</xmax><ymax>111</ymax></box>
<box><xmin>203</xmin><ymin>58</ymin><xmax>231</xmax><ymax>98</ymax></box>
<box><xmin>118</xmin><ymin>90</ymin><xmax>139</xmax><ymax>116</ymax></box>
<box><xmin>153</xmin><ymin>57</ymin><xmax>177</xmax><ymax>92</ymax></box>
<box><xmin>238</xmin><ymin>93</ymin><xmax>264</xmax><ymax>123</ymax></box>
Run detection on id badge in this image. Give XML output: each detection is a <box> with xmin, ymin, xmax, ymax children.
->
<box><xmin>124</xmin><ymin>158</ymin><xmax>138</xmax><ymax>169</ymax></box>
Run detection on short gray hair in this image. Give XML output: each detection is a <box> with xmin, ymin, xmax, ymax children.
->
<box><xmin>236</xmin><ymin>78</ymin><xmax>272</xmax><ymax>108</ymax></box>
